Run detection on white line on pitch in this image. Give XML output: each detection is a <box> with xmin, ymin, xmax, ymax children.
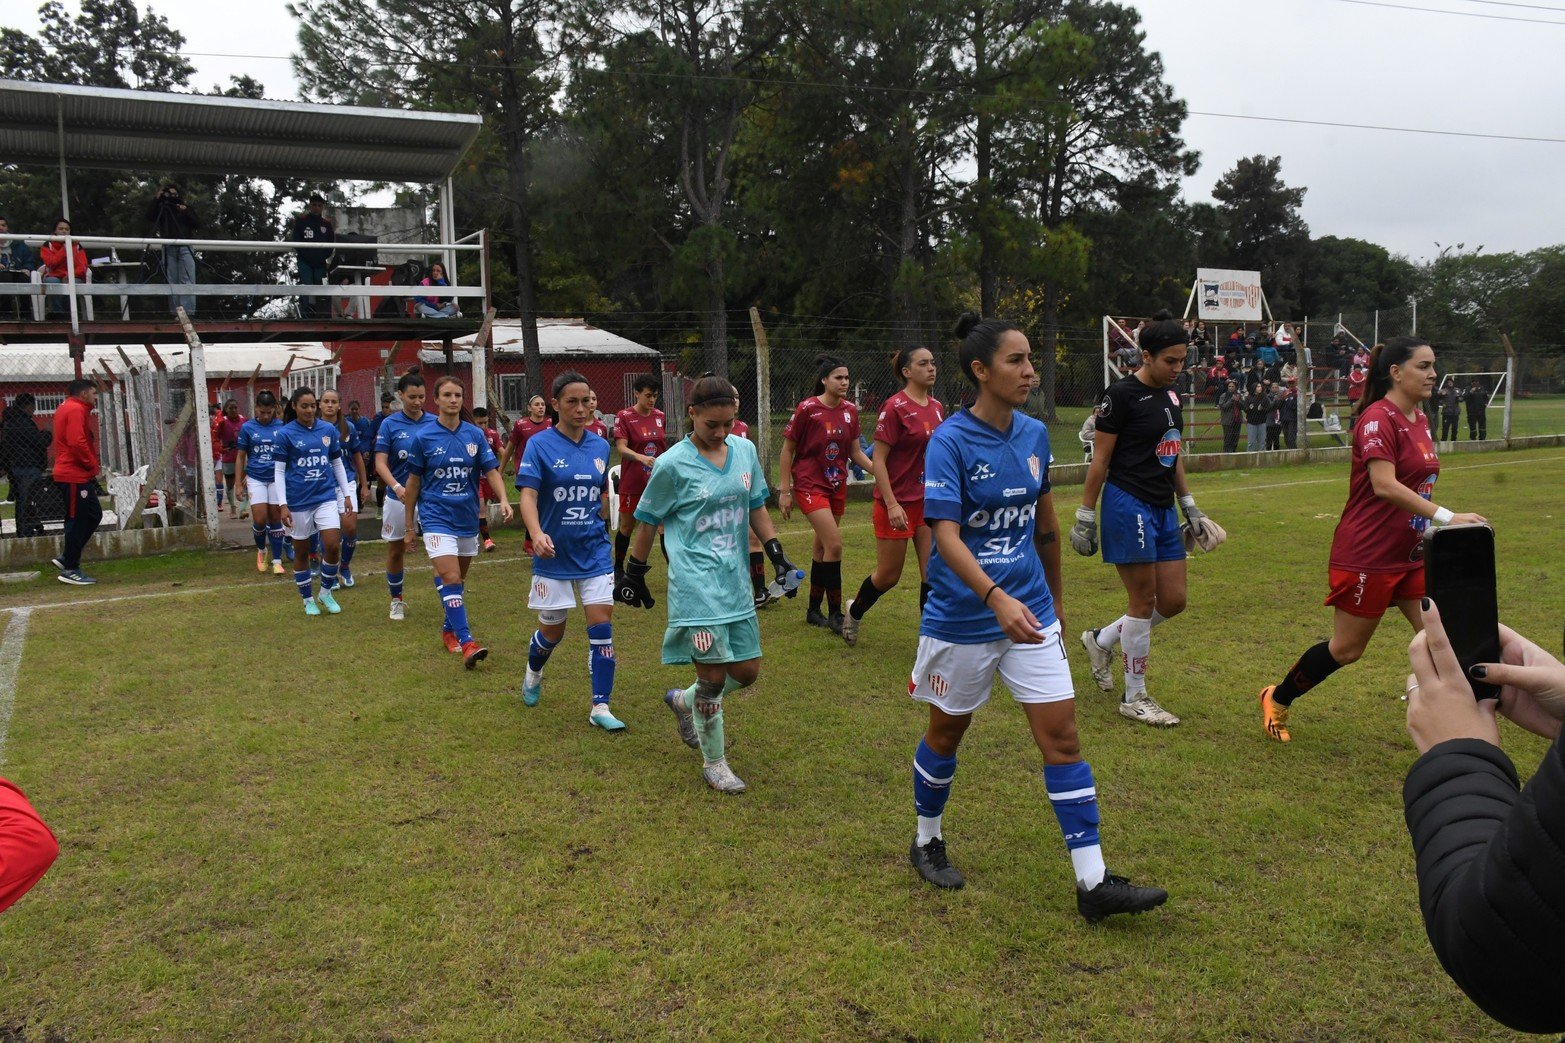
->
<box><xmin>1194</xmin><ymin>453</ymin><xmax>1565</xmax><ymax>499</ymax></box>
<box><xmin>0</xmin><ymin>608</ymin><xmax>33</xmax><ymax>765</ymax></box>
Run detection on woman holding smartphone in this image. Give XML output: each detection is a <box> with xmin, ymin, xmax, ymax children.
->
<box><xmin>1256</xmin><ymin>337</ymin><xmax>1486</xmax><ymax>743</ymax></box>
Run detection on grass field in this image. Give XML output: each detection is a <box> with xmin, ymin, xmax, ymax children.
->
<box><xmin>0</xmin><ymin>448</ymin><xmax>1562</xmax><ymax>1039</ymax></box>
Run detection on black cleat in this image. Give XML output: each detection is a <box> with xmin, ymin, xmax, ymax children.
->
<box><xmin>827</xmin><ymin>612</ymin><xmax>845</xmax><ymax>635</ymax></box>
<box><xmin>910</xmin><ymin>837</ymin><xmax>965</xmax><ymax>889</ymax></box>
<box><xmin>806</xmin><ymin>608</ymin><xmax>832</xmax><ymax>629</ymax></box>
<box><xmin>1076</xmin><ymin>871</ymin><xmax>1168</xmax><ymax>923</ymax></box>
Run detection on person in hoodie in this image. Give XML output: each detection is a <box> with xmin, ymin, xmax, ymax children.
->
<box><xmin>50</xmin><ymin>379</ymin><xmax>103</xmax><ymax>585</ymax></box>
<box><xmin>1</xmin><ymin>394</ymin><xmax>51</xmax><ymax>537</ymax></box>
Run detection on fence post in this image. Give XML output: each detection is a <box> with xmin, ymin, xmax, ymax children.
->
<box><xmin>749</xmin><ymin>307</ymin><xmax>773</xmax><ymax>491</ymax></box>
<box><xmin>127</xmin><ymin>400</ymin><xmax>194</xmax><ymax>529</ymax></box>
<box><xmin>1500</xmin><ymin>334</ymin><xmax>1517</xmax><ymax>444</ymax></box>
<box><xmin>471</xmin><ymin>307</ymin><xmax>497</xmax><ymax>410</ymax></box>
<box><xmin>178</xmin><ymin>308</ymin><xmax>221</xmax><ymax>543</ymax></box>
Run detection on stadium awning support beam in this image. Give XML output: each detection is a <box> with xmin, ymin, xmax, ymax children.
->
<box><xmin>56</xmin><ymin>96</ymin><xmax>69</xmax><ymax>222</ymax></box>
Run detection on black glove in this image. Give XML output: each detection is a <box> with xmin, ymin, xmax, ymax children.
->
<box><xmin>616</xmin><ymin>555</ymin><xmax>655</xmax><ymax>609</ymax></box>
<box><xmin>763</xmin><ymin>538</ymin><xmax>800</xmax><ymax>598</ymax></box>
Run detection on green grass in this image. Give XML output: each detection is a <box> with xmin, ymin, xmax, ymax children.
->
<box><xmin>0</xmin><ymin>449</ymin><xmax>1562</xmax><ymax>1039</ymax></box>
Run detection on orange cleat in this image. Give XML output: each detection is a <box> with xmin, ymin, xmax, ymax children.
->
<box><xmin>1259</xmin><ymin>685</ymin><xmax>1291</xmax><ymax>743</ymax></box>
<box><xmin>256</xmin><ymin>550</ymin><xmax>267</xmax><ymax>573</ymax></box>
<box><xmin>462</xmin><ymin>641</ymin><xmax>488</xmax><ymax>669</ymax></box>
<box><xmin>442</xmin><ymin>631</ymin><xmax>462</xmax><ymax>654</ymax></box>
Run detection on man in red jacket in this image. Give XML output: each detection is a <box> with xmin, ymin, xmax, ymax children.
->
<box><xmin>0</xmin><ymin>777</ymin><xmax>57</xmax><ymax>914</ymax></box>
<box><xmin>50</xmin><ymin>378</ymin><xmax>102</xmax><ymax>585</ymax></box>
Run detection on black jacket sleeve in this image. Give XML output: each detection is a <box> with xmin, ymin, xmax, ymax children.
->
<box><xmin>1403</xmin><ymin>733</ymin><xmax>1565</xmax><ymax>1033</ymax></box>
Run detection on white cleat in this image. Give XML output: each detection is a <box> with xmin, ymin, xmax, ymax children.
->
<box><xmin>589</xmin><ymin>704</ymin><xmax>626</xmax><ymax>731</ymax></box>
<box><xmin>840</xmin><ymin>600</ymin><xmax>860</xmax><ymax>647</ymax></box>
<box><xmin>702</xmin><ymin>759</ymin><xmax>747</xmax><ymax>794</ymax></box>
<box><xmin>388</xmin><ymin>598</ymin><xmax>405</xmax><ymax>621</ymax></box>
<box><xmin>1119</xmin><ymin>692</ymin><xmax>1180</xmax><ymax>727</ymax></box>
<box><xmin>1080</xmin><ymin>629</ymin><xmax>1116</xmax><ymax>692</ymax></box>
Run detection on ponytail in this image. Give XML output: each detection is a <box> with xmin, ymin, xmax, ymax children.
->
<box><xmin>812</xmin><ymin>354</ymin><xmax>846</xmax><ymax>396</ymax></box>
<box><xmin>1356</xmin><ymin>336</ymin><xmax>1429</xmax><ymax>419</ymax></box>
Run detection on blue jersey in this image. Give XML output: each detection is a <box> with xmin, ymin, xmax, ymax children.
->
<box><xmin>407</xmin><ymin>419</ymin><xmax>499</xmax><ymax>538</ymax></box>
<box><xmin>920</xmin><ymin>408</ymin><xmax>1056</xmax><ymax>645</ymax></box>
<box><xmin>350</xmin><ymin>414</ymin><xmax>372</xmax><ymax>450</ymax></box>
<box><xmin>517</xmin><ymin>425</ymin><xmax>613</xmax><ymax>580</ymax></box>
<box><xmin>375</xmin><ymin>410</ymin><xmax>437</xmax><ymax>500</ymax></box>
<box><xmin>276</xmin><ymin>418</ymin><xmax>345</xmax><ymax>511</ymax></box>
<box><xmin>235</xmin><ymin>417</ymin><xmax>285</xmax><ymax>483</ymax></box>
<box><xmin>337</xmin><ymin>421</ymin><xmax>363</xmax><ymax>484</ymax></box>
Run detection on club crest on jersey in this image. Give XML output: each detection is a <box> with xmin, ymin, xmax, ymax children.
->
<box><xmin>928</xmin><ymin>673</ymin><xmax>950</xmax><ymax>698</ymax></box>
<box><xmin>321</xmin><ymin>436</ymin><xmax>331</xmax><ymax>446</ymax></box>
<box><xmin>843</xmin><ymin>410</ymin><xmax>852</xmax><ymax>424</ymax></box>
<box><xmin>691</xmin><ymin>630</ymin><xmax>715</xmax><ymax>653</ymax></box>
<box><xmin>1156</xmin><ymin>428</ymin><xmax>1182</xmax><ymax>468</ymax></box>
<box><xmin>741</xmin><ymin>472</ymin><xmax>751</xmax><ymax>490</ymax></box>
<box><xmin>1168</xmin><ymin>390</ymin><xmax>1181</xmax><ymax>406</ymax></box>
<box><xmin>533</xmin><ymin>580</ymin><xmax>548</xmax><ymax>598</ymax></box>
<box><xmin>594</xmin><ymin>458</ymin><xmax>605</xmax><ymax>474</ymax></box>
<box><xmin>1028</xmin><ymin>455</ymin><xmax>1041</xmax><ymax>481</ymax></box>
<box><xmin>465</xmin><ymin>443</ymin><xmax>478</xmax><ymax>455</ymax></box>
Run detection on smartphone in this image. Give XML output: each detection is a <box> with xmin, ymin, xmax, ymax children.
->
<box><xmin>1423</xmin><ymin>523</ymin><xmax>1501</xmax><ymax>700</ymax></box>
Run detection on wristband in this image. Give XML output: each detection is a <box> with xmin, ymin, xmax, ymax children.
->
<box><xmin>983</xmin><ymin>583</ymin><xmax>1000</xmax><ymax>605</ymax></box>
<box><xmin>763</xmin><ymin>538</ymin><xmax>788</xmax><ymax>570</ymax></box>
<box><xmin>1431</xmin><ymin>506</ymin><xmax>1454</xmax><ymax>526</ymax></box>
<box><xmin>1179</xmin><ymin>494</ymin><xmax>1197</xmax><ymax>512</ymax></box>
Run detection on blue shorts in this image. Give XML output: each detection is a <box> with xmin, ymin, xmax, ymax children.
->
<box><xmin>1101</xmin><ymin>484</ymin><xmax>1186</xmax><ymax>565</ymax></box>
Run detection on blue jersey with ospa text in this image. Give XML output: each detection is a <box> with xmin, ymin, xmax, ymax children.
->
<box><xmin>518</xmin><ymin>425</ymin><xmax>613</xmax><ymax>580</ymax></box>
<box><xmin>374</xmin><ymin>410</ymin><xmax>436</xmax><ymax>500</ymax></box>
<box><xmin>277</xmin><ymin>418</ymin><xmax>344</xmax><ymax>511</ymax></box>
<box><xmin>920</xmin><ymin>408</ymin><xmax>1055</xmax><ymax>645</ymax></box>
<box><xmin>235</xmin><ymin>417</ymin><xmax>285</xmax><ymax>482</ymax></box>
<box><xmin>407</xmin><ymin>419</ymin><xmax>499</xmax><ymax>538</ymax></box>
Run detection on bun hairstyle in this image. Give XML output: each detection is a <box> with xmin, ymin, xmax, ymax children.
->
<box><xmin>689</xmin><ymin>372</ymin><xmax>738</xmax><ymax>409</ymax></box>
<box><xmin>283</xmin><ymin>386</ymin><xmax>316</xmax><ymax>424</ymax></box>
<box><xmin>551</xmin><ymin>370</ymin><xmax>589</xmax><ymax>399</ymax></box>
<box><xmin>255</xmin><ymin>389</ymin><xmax>277</xmax><ymax>408</ymax></box>
<box><xmin>813</xmin><ymin>354</ymin><xmax>847</xmax><ymax>395</ymax></box>
<box><xmin>890</xmin><ymin>346</ymin><xmax>932</xmax><ymax>382</ymax></box>
<box><xmin>396</xmin><ymin>370</ymin><xmax>425</xmax><ymax>393</ymax></box>
<box><xmin>1357</xmin><ymin>335</ymin><xmax>1430</xmax><ymax>418</ymax></box>
<box><xmin>1138</xmin><ymin>309</ymin><xmax>1189</xmax><ymax>357</ymax></box>
<box><xmin>951</xmin><ymin>310</ymin><xmax>1020</xmax><ymax>387</ymax></box>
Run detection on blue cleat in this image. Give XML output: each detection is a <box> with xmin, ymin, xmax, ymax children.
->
<box><xmin>341</xmin><ymin>568</ymin><xmax>355</xmax><ymax>588</ymax></box>
<box><xmin>589</xmin><ymin>705</ymin><xmax>626</xmax><ymax>731</ymax></box>
<box><xmin>303</xmin><ymin>598</ymin><xmax>321</xmax><ymax>617</ymax></box>
<box><xmin>316</xmin><ymin>589</ymin><xmax>341</xmax><ymax>615</ymax></box>
<box><xmin>522</xmin><ymin>667</ymin><xmax>543</xmax><ymax>707</ymax></box>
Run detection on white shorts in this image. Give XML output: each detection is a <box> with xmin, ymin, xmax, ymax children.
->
<box><xmin>527</xmin><ymin>572</ymin><xmax>616</xmax><ymax>611</ymax></box>
<box><xmin>909</xmin><ymin>621</ymin><xmax>1073</xmax><ymax>715</ymax></box>
<box><xmin>424</xmin><ymin>532</ymin><xmax>479</xmax><ymax>559</ymax></box>
<box><xmin>245</xmin><ymin>478</ymin><xmax>280</xmax><ymax>506</ymax></box>
<box><xmin>382</xmin><ymin>497</ymin><xmax>407</xmax><ymax>541</ymax></box>
<box><xmin>288</xmin><ymin>502</ymin><xmax>341</xmax><ymax>541</ymax></box>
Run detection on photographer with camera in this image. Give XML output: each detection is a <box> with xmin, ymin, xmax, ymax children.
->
<box><xmin>1402</xmin><ymin>601</ymin><xmax>1565</xmax><ymax>1034</ymax></box>
<box><xmin>147</xmin><ymin>182</ymin><xmax>201</xmax><ymax>317</ymax></box>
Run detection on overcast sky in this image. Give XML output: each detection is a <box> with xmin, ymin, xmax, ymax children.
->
<box><xmin>9</xmin><ymin>0</ymin><xmax>1564</xmax><ymax>261</ymax></box>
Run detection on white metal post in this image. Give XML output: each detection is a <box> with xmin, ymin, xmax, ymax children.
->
<box><xmin>472</xmin><ymin>324</ymin><xmax>489</xmax><ymax>410</ymax></box>
<box><xmin>56</xmin><ymin>99</ymin><xmax>69</xmax><ymax>223</ymax></box>
<box><xmin>749</xmin><ymin>307</ymin><xmax>773</xmax><ymax>490</ymax></box>
<box><xmin>180</xmin><ymin>309</ymin><xmax>221</xmax><ymax>542</ymax></box>
<box><xmin>439</xmin><ymin>177</ymin><xmax>457</xmax><ymax>291</ymax></box>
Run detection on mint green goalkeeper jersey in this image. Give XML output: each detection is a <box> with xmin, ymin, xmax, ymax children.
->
<box><xmin>633</xmin><ymin>434</ymin><xmax>769</xmax><ymax>627</ymax></box>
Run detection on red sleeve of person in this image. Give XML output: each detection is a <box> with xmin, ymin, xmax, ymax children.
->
<box><xmin>0</xmin><ymin>776</ymin><xmax>58</xmax><ymax>914</ymax></box>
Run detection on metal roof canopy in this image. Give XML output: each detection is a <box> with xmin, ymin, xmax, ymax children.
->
<box><xmin>0</xmin><ymin>79</ymin><xmax>483</xmax><ymax>184</ymax></box>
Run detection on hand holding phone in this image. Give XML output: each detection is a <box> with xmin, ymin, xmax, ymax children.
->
<box><xmin>1423</xmin><ymin>523</ymin><xmax>1501</xmax><ymax>700</ymax></box>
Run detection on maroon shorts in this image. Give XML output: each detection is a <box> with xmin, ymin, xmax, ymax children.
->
<box><xmin>1325</xmin><ymin>566</ymin><xmax>1424</xmax><ymax>619</ymax></box>
<box><xmin>873</xmin><ymin>498</ymin><xmax>926</xmax><ymax>540</ymax></box>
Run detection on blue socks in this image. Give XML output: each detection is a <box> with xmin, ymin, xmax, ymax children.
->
<box><xmin>587</xmin><ymin>622</ymin><xmax>615</xmax><ymax>705</ymax></box>
<box><xmin>528</xmin><ymin>629</ymin><xmax>559</xmax><ymax>672</ymax></box>
<box><xmin>441</xmin><ymin>582</ymin><xmax>471</xmax><ymax>644</ymax></box>
<box><xmin>340</xmin><ymin>536</ymin><xmax>357</xmax><ymax>570</ymax></box>
<box><xmin>913</xmin><ymin>739</ymin><xmax>956</xmax><ymax>843</ymax></box>
<box><xmin>1044</xmin><ymin>760</ymin><xmax>1106</xmax><ymax>888</ymax></box>
<box><xmin>250</xmin><ymin>523</ymin><xmax>266</xmax><ymax>551</ymax></box>
<box><xmin>387</xmin><ymin>570</ymin><xmax>404</xmax><ymax>599</ymax></box>
<box><xmin>268</xmin><ymin>525</ymin><xmax>286</xmax><ymax>561</ymax></box>
<box><xmin>319</xmin><ymin>560</ymin><xmax>340</xmax><ymax>591</ymax></box>
<box><xmin>293</xmin><ymin>568</ymin><xmax>313</xmax><ymax>600</ymax></box>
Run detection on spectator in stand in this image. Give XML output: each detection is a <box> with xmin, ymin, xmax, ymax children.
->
<box><xmin>0</xmin><ymin>217</ymin><xmax>34</xmax><ymax>320</ymax></box>
<box><xmin>1278</xmin><ymin>380</ymin><xmax>1300</xmax><ymax>449</ymax></box>
<box><xmin>1465</xmin><ymin>381</ymin><xmax>1489</xmax><ymax>440</ymax></box>
<box><xmin>1438</xmin><ymin>382</ymin><xmax>1462</xmax><ymax>443</ymax></box>
<box><xmin>147</xmin><ymin>182</ymin><xmax>200</xmax><ymax>317</ymax></box>
<box><xmin>1</xmin><ymin>394</ymin><xmax>50</xmax><ymax>537</ymax></box>
<box><xmin>1190</xmin><ymin>320</ymin><xmax>1210</xmax><ymax>363</ymax></box>
<box><xmin>1217</xmin><ymin>379</ymin><xmax>1243</xmax><ymax>453</ymax></box>
<box><xmin>215</xmin><ymin>399</ymin><xmax>246</xmax><ymax>519</ymax></box>
<box><xmin>1242</xmin><ymin>381</ymin><xmax>1270</xmax><ymax>453</ymax></box>
<box><xmin>1227</xmin><ymin>326</ymin><xmax>1246</xmax><ymax>361</ymax></box>
<box><xmin>1246</xmin><ymin>359</ymin><xmax>1266</xmax><ymax>392</ymax></box>
<box><xmin>1347</xmin><ymin>363</ymin><xmax>1367</xmax><ymax>407</ymax></box>
<box><xmin>1256</xmin><ymin>331</ymin><xmax>1280</xmax><ymax>369</ymax></box>
<box><xmin>1263</xmin><ymin>381</ymin><xmax>1284</xmax><ymax>451</ymax></box>
<box><xmin>0</xmin><ymin>776</ymin><xmax>58</xmax><ymax>914</ymax></box>
<box><xmin>39</xmin><ymin>218</ymin><xmax>87</xmax><ymax>318</ymax></box>
<box><xmin>50</xmin><ymin>378</ymin><xmax>103</xmax><ymax>585</ymax></box>
<box><xmin>289</xmin><ymin>194</ymin><xmax>334</xmax><ymax>318</ymax></box>
<box><xmin>1204</xmin><ymin>356</ymin><xmax>1230</xmax><ymax>399</ymax></box>
<box><xmin>415</xmin><ymin>262</ymin><xmax>458</xmax><ymax>319</ymax></box>
<box><xmin>1351</xmin><ymin>345</ymin><xmax>1371</xmax><ymax>371</ymax></box>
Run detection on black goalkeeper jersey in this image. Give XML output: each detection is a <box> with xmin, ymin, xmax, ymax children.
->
<box><xmin>1095</xmin><ymin>374</ymin><xmax>1184</xmax><ymax>509</ymax></box>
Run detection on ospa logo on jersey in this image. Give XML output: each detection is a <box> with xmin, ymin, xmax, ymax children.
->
<box><xmin>691</xmin><ymin>630</ymin><xmax>715</xmax><ymax>653</ymax></box>
<box><xmin>1155</xmin><ymin>428</ymin><xmax>1182</xmax><ymax>468</ymax></box>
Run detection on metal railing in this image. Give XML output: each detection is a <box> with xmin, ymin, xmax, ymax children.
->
<box><xmin>0</xmin><ymin>230</ymin><xmax>488</xmax><ymax>334</ymax></box>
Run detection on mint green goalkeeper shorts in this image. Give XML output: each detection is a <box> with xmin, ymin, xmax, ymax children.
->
<box><xmin>660</xmin><ymin>615</ymin><xmax>763</xmax><ymax>666</ymax></box>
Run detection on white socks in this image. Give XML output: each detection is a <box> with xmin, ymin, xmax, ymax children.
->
<box><xmin>917</xmin><ymin>815</ymin><xmax>943</xmax><ymax>844</ymax></box>
<box><xmin>1070</xmin><ymin>845</ymin><xmax>1107</xmax><ymax>889</ymax></box>
<box><xmin>1121</xmin><ymin>615</ymin><xmax>1151</xmax><ymax>696</ymax></box>
<box><xmin>1096</xmin><ymin>609</ymin><xmax>1169</xmax><ymax>650</ymax></box>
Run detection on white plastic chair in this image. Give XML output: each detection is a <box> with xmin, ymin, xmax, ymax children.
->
<box><xmin>107</xmin><ymin>464</ymin><xmax>168</xmax><ymax>529</ymax></box>
<box><xmin>607</xmin><ymin>464</ymin><xmax>621</xmax><ymax>533</ymax></box>
<box><xmin>30</xmin><ymin>267</ymin><xmax>95</xmax><ymax>321</ymax></box>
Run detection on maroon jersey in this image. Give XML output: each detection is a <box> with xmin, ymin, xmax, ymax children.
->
<box><xmin>586</xmin><ymin>417</ymin><xmax>609</xmax><ymax>440</ymax></box>
<box><xmin>615</xmin><ymin>406</ymin><xmax>666</xmax><ymax>495</ymax></box>
<box><xmin>731</xmin><ymin>419</ymin><xmax>749</xmax><ymax>440</ymax></box>
<box><xmin>481</xmin><ymin>425</ymin><xmax>503</xmax><ymax>456</ymax></box>
<box><xmin>783</xmin><ymin>396</ymin><xmax>860</xmax><ymax>495</ymax></box>
<box><xmin>1329</xmin><ymin>398</ymin><xmax>1440</xmax><ymax>573</ymax></box>
<box><xmin>872</xmin><ymin>391</ymin><xmax>944</xmax><ymax>504</ymax></box>
<box><xmin>508</xmin><ymin>417</ymin><xmax>551</xmax><ymax>459</ymax></box>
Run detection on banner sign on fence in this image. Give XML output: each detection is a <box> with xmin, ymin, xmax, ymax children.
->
<box><xmin>1195</xmin><ymin>268</ymin><xmax>1263</xmax><ymax>321</ymax></box>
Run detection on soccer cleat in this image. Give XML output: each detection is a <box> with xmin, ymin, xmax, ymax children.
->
<box><xmin>442</xmin><ymin>631</ymin><xmax>462</xmax><ymax>654</ymax></box>
<box><xmin>702</xmin><ymin>759</ymin><xmax>747</xmax><ymax>794</ymax></box>
<box><xmin>805</xmin><ymin>608</ymin><xmax>832</xmax><ymax>630</ymax></box>
<box><xmin>462</xmin><ymin>641</ymin><xmax>488</xmax><ymax>669</ymax></box>
<box><xmin>827</xmin><ymin>612</ymin><xmax>844</xmax><ymax>636</ymax></box>
<box><xmin>1119</xmin><ymin>692</ymin><xmax>1180</xmax><ymax>727</ymax></box>
<box><xmin>1076</xmin><ymin>872</ymin><xmax>1169</xmax><ymax>924</ymax></box>
<box><xmin>910</xmin><ymin>837</ymin><xmax>965</xmax><ymax>890</ymax></box>
<box><xmin>340</xmin><ymin>568</ymin><xmax>355</xmax><ymax>588</ymax></box>
<box><xmin>483</xmin><ymin>538</ymin><xmax>497</xmax><ymax>553</ymax></box>
<box><xmin>1259</xmin><ymin>685</ymin><xmax>1291</xmax><ymax>743</ymax></box>
<box><xmin>256</xmin><ymin>550</ymin><xmax>267</xmax><ymax>573</ymax></box>
<box><xmin>316</xmin><ymin>589</ymin><xmax>341</xmax><ymax>615</ymax></box>
<box><xmin>303</xmin><ymin>598</ymin><xmax>322</xmax><ymax>617</ymax></box>
<box><xmin>589</xmin><ymin>705</ymin><xmax>627</xmax><ymax>731</ymax></box>
<box><xmin>522</xmin><ymin>668</ymin><xmax>543</xmax><ymax>707</ymax></box>
<box><xmin>388</xmin><ymin>598</ymin><xmax>405</xmax><ymax>621</ymax></box>
<box><xmin>754</xmin><ymin>590</ymin><xmax>771</xmax><ymax>609</ymax></box>
<box><xmin>56</xmin><ymin>570</ymin><xmax>96</xmax><ymax>586</ymax></box>
<box><xmin>664</xmin><ymin>688</ymin><xmax>699</xmax><ymax>749</ymax></box>
<box><xmin>1080</xmin><ymin>629</ymin><xmax>1116</xmax><ymax>692</ymax></box>
<box><xmin>272</xmin><ymin>559</ymin><xmax>286</xmax><ymax>575</ymax></box>
<box><xmin>840</xmin><ymin>601</ymin><xmax>860</xmax><ymax>646</ymax></box>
